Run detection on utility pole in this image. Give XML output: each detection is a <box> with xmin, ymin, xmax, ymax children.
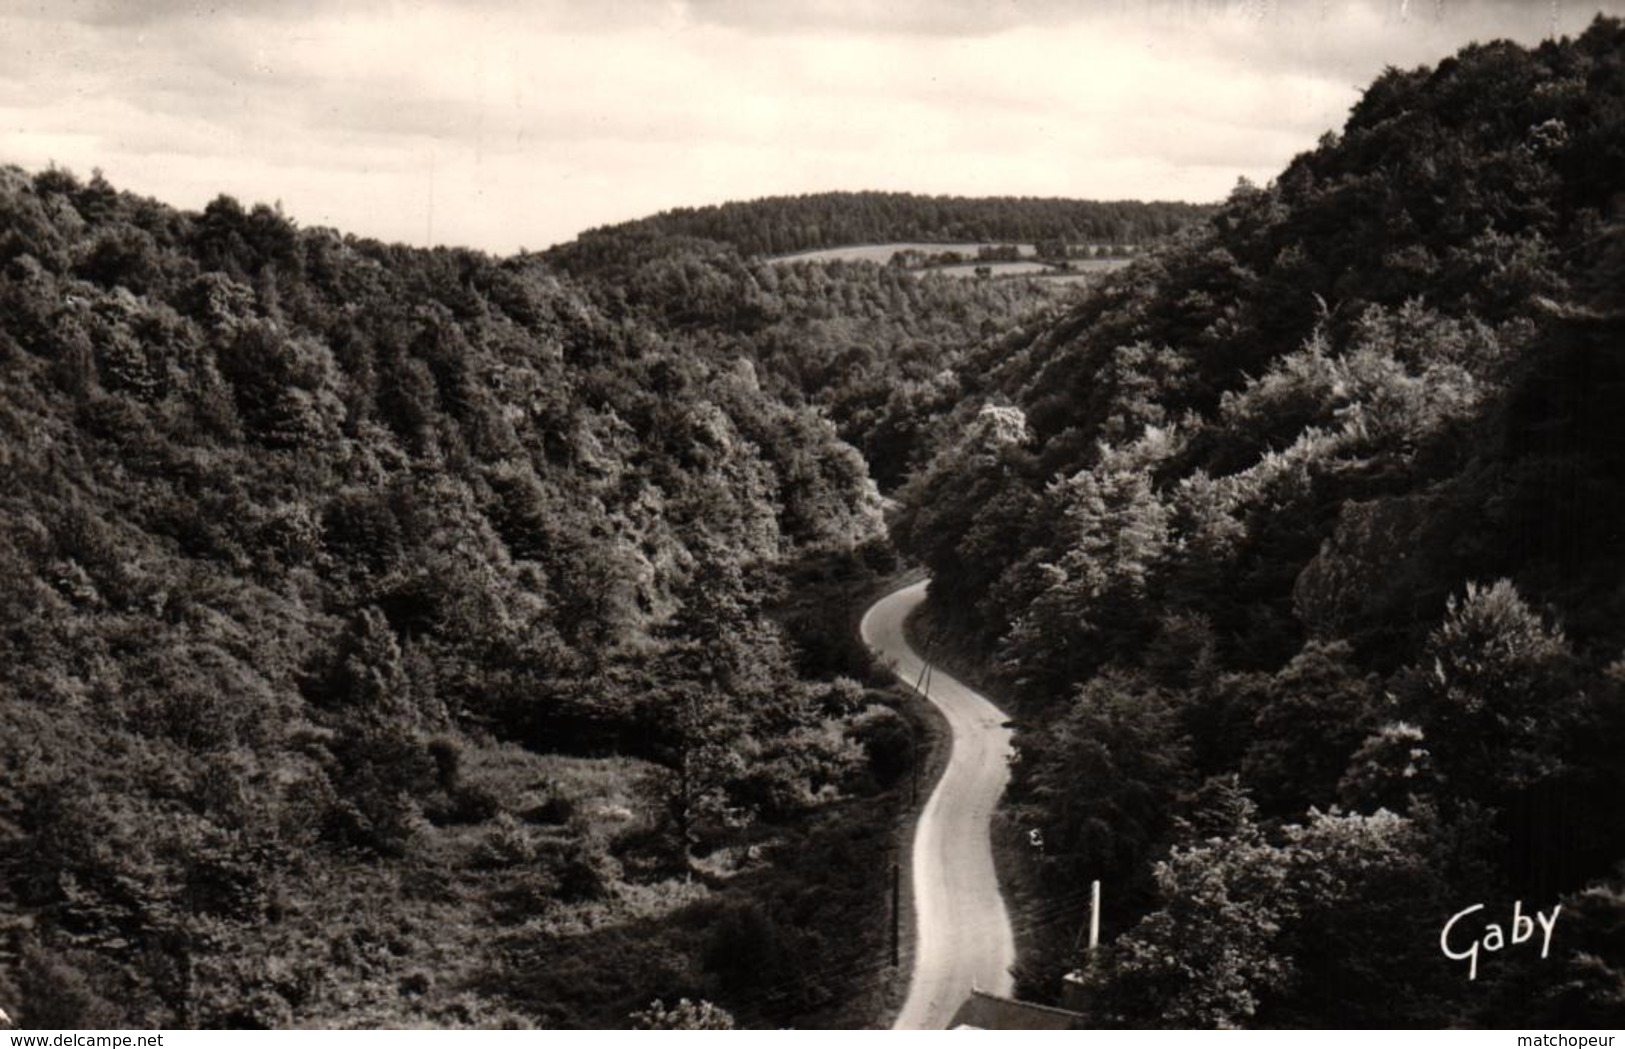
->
<box><xmin>1073</xmin><ymin>878</ymin><xmax>1104</xmax><ymax>955</ymax></box>
<box><xmin>1089</xmin><ymin>878</ymin><xmax>1102</xmax><ymax>952</ymax></box>
<box><xmin>909</xmin><ymin>654</ymin><xmax>933</xmax><ymax>807</ymax></box>
<box><xmin>1061</xmin><ymin>878</ymin><xmax>1105</xmax><ymax>1013</ymax></box>
<box><xmin>915</xmin><ymin>664</ymin><xmax>933</xmax><ymax>805</ymax></box>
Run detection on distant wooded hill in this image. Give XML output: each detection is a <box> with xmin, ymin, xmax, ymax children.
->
<box><xmin>544</xmin><ymin>191</ymin><xmax>1215</xmax><ymax>277</ymax></box>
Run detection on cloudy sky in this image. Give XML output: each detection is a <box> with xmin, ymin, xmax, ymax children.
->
<box><xmin>2</xmin><ymin>0</ymin><xmax>1619</xmax><ymax>253</ymax></box>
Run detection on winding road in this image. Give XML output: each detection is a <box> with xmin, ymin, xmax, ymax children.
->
<box><xmin>860</xmin><ymin>579</ymin><xmax>1016</xmax><ymax>1030</ymax></box>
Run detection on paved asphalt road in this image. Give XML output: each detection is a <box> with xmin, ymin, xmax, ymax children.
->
<box><xmin>860</xmin><ymin>579</ymin><xmax>1016</xmax><ymax>1030</ymax></box>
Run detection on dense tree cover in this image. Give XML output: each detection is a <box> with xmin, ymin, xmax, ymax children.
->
<box><xmin>543</xmin><ymin>191</ymin><xmax>1214</xmax><ymax>276</ymax></box>
<box><xmin>628</xmin><ymin>997</ymin><xmax>735</xmax><ymax>1029</ymax></box>
<box><xmin>542</xmin><ymin>197</ymin><xmax>1220</xmax><ymax>494</ymax></box>
<box><xmin>554</xmin><ymin>240</ymin><xmax>1086</xmax><ymax>490</ymax></box>
<box><xmin>0</xmin><ymin>164</ymin><xmax>924</xmax><ymax>1028</ymax></box>
<box><xmin>897</xmin><ymin>20</ymin><xmax>1625</xmax><ymax>1027</ymax></box>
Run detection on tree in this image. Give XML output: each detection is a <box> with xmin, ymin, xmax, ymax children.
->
<box><xmin>305</xmin><ymin>608</ymin><xmax>437</xmax><ymax>856</ymax></box>
<box><xmin>1085</xmin><ymin>800</ymin><xmax>1455</xmax><ymax>1029</ymax></box>
<box><xmin>1274</xmin><ymin>808</ymin><xmax>1455</xmax><ymax>1027</ymax></box>
<box><xmin>1082</xmin><ymin>787</ymin><xmax>1293</xmax><ymax>1029</ymax></box>
<box><xmin>1240</xmin><ymin>640</ymin><xmax>1381</xmax><ymax>814</ymax></box>
<box><xmin>1412</xmin><ymin>579</ymin><xmax>1578</xmax><ymax>800</ymax></box>
<box><xmin>1338</xmin><ymin>720</ymin><xmax>1437</xmax><ymax>813</ymax></box>
<box><xmin>1012</xmin><ymin>669</ymin><xmax>1194</xmax><ymax>899</ymax></box>
<box><xmin>641</xmin><ymin>550</ymin><xmax>783</xmax><ymax>866</ymax></box>
<box><xmin>1490</xmin><ymin>875</ymin><xmax>1625</xmax><ymax>1028</ymax></box>
<box><xmin>999</xmin><ymin>459</ymin><xmax>1171</xmax><ymax>695</ymax></box>
<box><xmin>628</xmin><ymin>997</ymin><xmax>736</xmax><ymax>1030</ymax></box>
<box><xmin>216</xmin><ymin>322</ymin><xmax>344</xmax><ymax>448</ymax></box>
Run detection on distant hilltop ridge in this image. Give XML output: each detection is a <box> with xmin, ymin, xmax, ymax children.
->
<box><xmin>543</xmin><ymin>190</ymin><xmax>1215</xmax><ymax>277</ymax></box>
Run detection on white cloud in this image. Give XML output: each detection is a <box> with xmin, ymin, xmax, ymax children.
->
<box><xmin>1</xmin><ymin>0</ymin><xmax>1619</xmax><ymax>252</ymax></box>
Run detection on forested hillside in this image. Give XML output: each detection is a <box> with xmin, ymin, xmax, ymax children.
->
<box><xmin>0</xmin><ymin>165</ymin><xmax>926</xmax><ymax>1028</ymax></box>
<box><xmin>896</xmin><ymin>18</ymin><xmax>1625</xmax><ymax>1027</ymax></box>
<box><xmin>545</xmin><ymin>191</ymin><xmax>1214</xmax><ymax>276</ymax></box>
<box><xmin>557</xmin><ymin>241</ymin><xmax>1085</xmax><ymax>490</ymax></box>
<box><xmin>9</xmin><ymin>12</ymin><xmax>1620</xmax><ymax>1032</ymax></box>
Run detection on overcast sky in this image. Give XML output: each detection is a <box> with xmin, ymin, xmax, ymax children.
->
<box><xmin>2</xmin><ymin>0</ymin><xmax>1619</xmax><ymax>254</ymax></box>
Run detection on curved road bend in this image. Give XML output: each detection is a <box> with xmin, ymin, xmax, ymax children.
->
<box><xmin>860</xmin><ymin>579</ymin><xmax>1016</xmax><ymax>1030</ymax></box>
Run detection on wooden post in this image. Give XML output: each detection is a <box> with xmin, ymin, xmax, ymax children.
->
<box><xmin>911</xmin><ymin>731</ymin><xmax>920</xmax><ymax>806</ymax></box>
<box><xmin>890</xmin><ymin>861</ymin><xmax>902</xmax><ymax>967</ymax></box>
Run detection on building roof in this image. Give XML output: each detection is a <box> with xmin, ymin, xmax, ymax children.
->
<box><xmin>947</xmin><ymin>989</ymin><xmax>1086</xmax><ymax>1030</ymax></box>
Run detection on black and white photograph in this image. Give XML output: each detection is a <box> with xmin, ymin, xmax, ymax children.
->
<box><xmin>2</xmin><ymin>0</ymin><xmax>1624</xmax><ymax>1032</ymax></box>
